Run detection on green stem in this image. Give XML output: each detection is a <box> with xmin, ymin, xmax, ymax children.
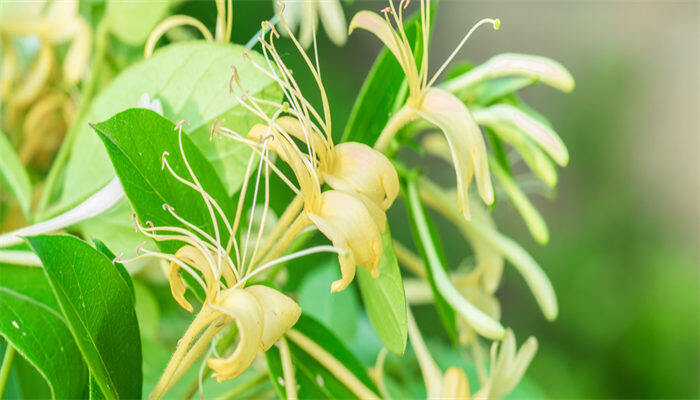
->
<box><xmin>374</xmin><ymin>105</ymin><xmax>418</xmax><ymax>153</ymax></box>
<box><xmin>37</xmin><ymin>19</ymin><xmax>111</xmax><ymax>217</ymax></box>
<box><xmin>0</xmin><ymin>344</ymin><xmax>16</xmax><ymax>398</ymax></box>
<box><xmin>214</xmin><ymin>371</ymin><xmax>268</xmax><ymax>400</ymax></box>
<box><xmin>181</xmin><ymin>324</ymin><xmax>239</xmax><ymax>400</ymax></box>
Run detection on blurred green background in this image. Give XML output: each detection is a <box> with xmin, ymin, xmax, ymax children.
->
<box><xmin>230</xmin><ymin>1</ymin><xmax>700</xmax><ymax>398</ymax></box>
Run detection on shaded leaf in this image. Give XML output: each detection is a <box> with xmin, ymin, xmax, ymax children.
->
<box><xmin>0</xmin><ymin>264</ymin><xmax>88</xmax><ymax>398</ymax></box>
<box><xmin>106</xmin><ymin>0</ymin><xmax>172</xmax><ymax>45</ymax></box>
<box><xmin>26</xmin><ymin>234</ymin><xmax>142</xmax><ymax>399</ymax></box>
<box><xmin>356</xmin><ymin>225</ymin><xmax>407</xmax><ymax>355</ymax></box>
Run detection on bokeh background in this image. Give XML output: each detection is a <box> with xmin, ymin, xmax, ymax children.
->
<box><xmin>231</xmin><ymin>1</ymin><xmax>699</xmax><ymax>398</ymax></box>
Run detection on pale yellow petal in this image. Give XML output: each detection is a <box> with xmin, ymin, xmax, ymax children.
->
<box><xmin>168</xmin><ymin>245</ymin><xmax>218</xmax><ymax>312</ymax></box>
<box><xmin>43</xmin><ymin>0</ymin><xmax>79</xmax><ymax>42</ymax></box>
<box><xmin>207</xmin><ymin>288</ymin><xmax>264</xmax><ymax>382</ymax></box>
<box><xmin>417</xmin><ymin>88</ymin><xmax>494</xmax><ymax>219</ymax></box>
<box><xmin>307</xmin><ymin>190</ymin><xmax>382</xmax><ymax>292</ymax></box>
<box><xmin>349</xmin><ymin>11</ymin><xmax>404</xmax><ymax>71</ymax></box>
<box><xmin>12</xmin><ymin>42</ymin><xmax>54</xmax><ymax>107</ymax></box>
<box><xmin>476</xmin><ymin>104</ymin><xmax>568</xmax><ymax>166</ymax></box>
<box><xmin>317</xmin><ymin>0</ymin><xmax>347</xmax><ymax>46</ymax></box>
<box><xmin>245</xmin><ymin>285</ymin><xmax>301</xmax><ymax>350</ymax></box>
<box><xmin>62</xmin><ymin>17</ymin><xmax>92</xmax><ymax>85</ymax></box>
<box><xmin>324</xmin><ymin>142</ymin><xmax>399</xmax><ymax>210</ymax></box>
<box><xmin>442</xmin><ymin>53</ymin><xmax>575</xmax><ymax>94</ymax></box>
<box><xmin>441</xmin><ymin>367</ymin><xmax>470</xmax><ymax>400</ymax></box>
<box><xmin>298</xmin><ymin>0</ymin><xmax>317</xmax><ymax>49</ymax></box>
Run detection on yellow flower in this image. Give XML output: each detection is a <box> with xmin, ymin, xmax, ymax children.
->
<box><xmin>0</xmin><ymin>0</ymin><xmax>91</xmax><ymax>167</ymax></box>
<box><xmin>349</xmin><ymin>0</ymin><xmax>501</xmax><ymax>219</ymax></box>
<box><xmin>119</xmin><ymin>121</ymin><xmax>344</xmax><ymax>398</ymax></box>
<box><xmin>221</xmin><ymin>18</ymin><xmax>399</xmax><ymax>292</ymax></box>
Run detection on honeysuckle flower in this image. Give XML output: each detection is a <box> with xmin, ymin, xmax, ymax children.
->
<box><xmin>219</xmin><ymin>15</ymin><xmax>398</xmax><ymax>292</ymax></box>
<box><xmin>441</xmin><ymin>52</ymin><xmax>575</xmax><ymax>95</ymax></box>
<box><xmin>0</xmin><ymin>0</ymin><xmax>91</xmax><ymax>167</ymax></box>
<box><xmin>349</xmin><ymin>0</ymin><xmax>500</xmax><ymax>219</ymax></box>
<box><xmin>275</xmin><ymin>0</ymin><xmax>348</xmax><ymax>48</ymax></box>
<box><xmin>473</xmin><ymin>330</ymin><xmax>538</xmax><ymax>400</ymax></box>
<box><xmin>116</xmin><ymin>121</ymin><xmax>341</xmax><ymax>399</ymax></box>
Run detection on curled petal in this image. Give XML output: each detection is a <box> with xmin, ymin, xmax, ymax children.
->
<box><xmin>168</xmin><ymin>245</ymin><xmax>218</xmax><ymax>312</ymax></box>
<box><xmin>349</xmin><ymin>11</ymin><xmax>405</xmax><ymax>73</ymax></box>
<box><xmin>441</xmin><ymin>367</ymin><xmax>470</xmax><ymax>400</ymax></box>
<box><xmin>479</xmin><ymin>329</ymin><xmax>538</xmax><ymax>399</ymax></box>
<box><xmin>317</xmin><ymin>0</ymin><xmax>348</xmax><ymax>46</ymax></box>
<box><xmin>307</xmin><ymin>190</ymin><xmax>382</xmax><ymax>292</ymax></box>
<box><xmin>472</xmin><ymin>107</ymin><xmax>558</xmax><ymax>187</ymax></box>
<box><xmin>443</xmin><ymin>53</ymin><xmax>575</xmax><ymax>94</ymax></box>
<box><xmin>417</xmin><ymin>88</ymin><xmax>494</xmax><ymax>219</ymax></box>
<box><xmin>63</xmin><ymin>17</ymin><xmax>92</xmax><ymax>85</ymax></box>
<box><xmin>324</xmin><ymin>142</ymin><xmax>399</xmax><ymax>210</ymax></box>
<box><xmin>274</xmin><ymin>116</ymin><xmax>329</xmax><ymax>161</ymax></box>
<box><xmin>245</xmin><ymin>285</ymin><xmax>301</xmax><ymax>350</ymax></box>
<box><xmin>207</xmin><ymin>288</ymin><xmax>264</xmax><ymax>382</ymax></box>
<box><xmin>298</xmin><ymin>0</ymin><xmax>317</xmax><ymax>49</ymax></box>
<box><xmin>475</xmin><ymin>104</ymin><xmax>568</xmax><ymax>166</ymax></box>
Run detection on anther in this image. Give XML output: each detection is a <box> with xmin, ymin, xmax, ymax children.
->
<box><xmin>174</xmin><ymin>120</ymin><xmax>189</xmax><ymax>131</ymax></box>
<box><xmin>135</xmin><ymin>241</ymin><xmax>147</xmax><ymax>255</ymax></box>
<box><xmin>112</xmin><ymin>253</ymin><xmax>123</xmax><ymax>263</ymax></box>
<box><xmin>161</xmin><ymin>151</ymin><xmax>170</xmax><ymax>170</ymax></box>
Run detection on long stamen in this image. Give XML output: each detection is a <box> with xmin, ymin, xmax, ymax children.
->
<box><xmin>428</xmin><ymin>18</ymin><xmax>500</xmax><ymax>88</ymax></box>
<box><xmin>237</xmin><ymin>245</ymin><xmax>342</xmax><ymax>287</ymax></box>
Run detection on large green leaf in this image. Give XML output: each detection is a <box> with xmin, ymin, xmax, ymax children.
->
<box><xmin>267</xmin><ymin>314</ymin><xmax>380</xmax><ymax>399</ymax></box>
<box><xmin>0</xmin><ymin>130</ymin><xmax>32</xmax><ymax>218</ymax></box>
<box><xmin>25</xmin><ymin>234</ymin><xmax>142</xmax><ymax>399</ymax></box>
<box><xmin>105</xmin><ymin>0</ymin><xmax>172</xmax><ymax>45</ymax></box>
<box><xmin>0</xmin><ymin>264</ymin><xmax>88</xmax><ymax>398</ymax></box>
<box><xmin>356</xmin><ymin>225</ymin><xmax>407</xmax><ymax>355</ymax></box>
<box><xmin>401</xmin><ymin>175</ymin><xmax>458</xmax><ymax>342</ymax></box>
<box><xmin>53</xmin><ymin>41</ymin><xmax>279</xmax><ymax>214</ymax></box>
<box><xmin>298</xmin><ymin>259</ymin><xmax>360</xmax><ymax>345</ymax></box>
<box><xmin>93</xmin><ymin>108</ymin><xmax>235</xmax><ymax>255</ymax></box>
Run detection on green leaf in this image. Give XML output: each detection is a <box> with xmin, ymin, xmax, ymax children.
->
<box><xmin>342</xmin><ymin>6</ymin><xmax>433</xmax><ymax>145</ymax></box>
<box><xmin>356</xmin><ymin>225</ymin><xmax>407</xmax><ymax>355</ymax></box>
<box><xmin>298</xmin><ymin>259</ymin><xmax>360</xmax><ymax>345</ymax></box>
<box><xmin>92</xmin><ymin>238</ymin><xmax>135</xmax><ymax>301</ymax></box>
<box><xmin>0</xmin><ymin>264</ymin><xmax>88</xmax><ymax>398</ymax></box>
<box><xmin>0</xmin><ymin>130</ymin><xmax>32</xmax><ymax>218</ymax></box>
<box><xmin>277</xmin><ymin>314</ymin><xmax>381</xmax><ymax>399</ymax></box>
<box><xmin>401</xmin><ymin>175</ymin><xmax>458</xmax><ymax>342</ymax></box>
<box><xmin>106</xmin><ymin>0</ymin><xmax>172</xmax><ymax>45</ymax></box>
<box><xmin>92</xmin><ymin>108</ymin><xmax>235</xmax><ymax>255</ymax></box>
<box><xmin>53</xmin><ymin>41</ymin><xmax>280</xmax><ymax>214</ymax></box>
<box><xmin>25</xmin><ymin>234</ymin><xmax>142</xmax><ymax>399</ymax></box>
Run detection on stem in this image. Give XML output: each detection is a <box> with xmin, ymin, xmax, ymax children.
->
<box><xmin>258</xmin><ymin>213</ymin><xmax>310</xmax><ymax>266</ymax></box>
<box><xmin>0</xmin><ymin>345</ymin><xmax>16</xmax><ymax>398</ymax></box>
<box><xmin>214</xmin><ymin>371</ymin><xmax>268</xmax><ymax>400</ymax></box>
<box><xmin>251</xmin><ymin>195</ymin><xmax>303</xmax><ymax>267</ymax></box>
<box><xmin>392</xmin><ymin>240</ymin><xmax>426</xmax><ymax>278</ymax></box>
<box><xmin>374</xmin><ymin>105</ymin><xmax>418</xmax><ymax>153</ymax></box>
<box><xmin>406</xmin><ymin>307</ymin><xmax>442</xmax><ymax>399</ymax></box>
<box><xmin>278</xmin><ymin>338</ymin><xmax>297</xmax><ymax>400</ymax></box>
<box><xmin>181</xmin><ymin>324</ymin><xmax>239</xmax><ymax>400</ymax></box>
<box><xmin>286</xmin><ymin>330</ymin><xmax>379</xmax><ymax>400</ymax></box>
<box><xmin>151</xmin><ymin>309</ymin><xmax>217</xmax><ymax>400</ymax></box>
<box><xmin>37</xmin><ymin>19</ymin><xmax>110</xmax><ymax>215</ymax></box>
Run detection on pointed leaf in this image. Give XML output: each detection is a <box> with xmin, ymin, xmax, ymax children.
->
<box><xmin>25</xmin><ymin>234</ymin><xmax>142</xmax><ymax>399</ymax></box>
